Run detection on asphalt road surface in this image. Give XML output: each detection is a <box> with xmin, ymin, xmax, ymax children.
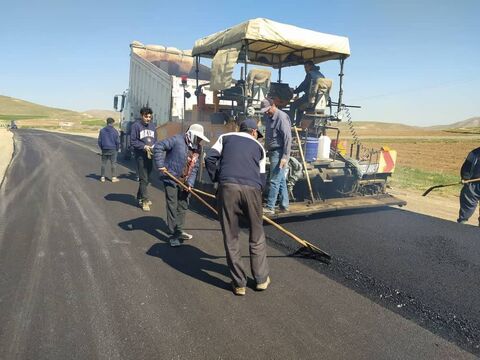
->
<box><xmin>0</xmin><ymin>129</ymin><xmax>478</xmax><ymax>359</ymax></box>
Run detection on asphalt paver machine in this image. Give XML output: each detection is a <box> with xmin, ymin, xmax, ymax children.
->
<box><xmin>190</xmin><ymin>18</ymin><xmax>406</xmax><ymax>218</ymax></box>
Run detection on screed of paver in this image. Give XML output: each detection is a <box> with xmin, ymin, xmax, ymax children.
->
<box><xmin>0</xmin><ymin>129</ymin><xmax>14</xmax><ymax>184</ymax></box>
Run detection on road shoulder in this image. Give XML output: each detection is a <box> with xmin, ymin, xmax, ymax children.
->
<box><xmin>0</xmin><ymin>129</ymin><xmax>14</xmax><ymax>187</ymax></box>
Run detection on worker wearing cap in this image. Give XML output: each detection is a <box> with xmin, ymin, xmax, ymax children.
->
<box><xmin>154</xmin><ymin>124</ymin><xmax>210</xmax><ymax>247</ymax></box>
<box><xmin>205</xmin><ymin>118</ymin><xmax>270</xmax><ymax>295</ymax></box>
<box><xmin>260</xmin><ymin>98</ymin><xmax>292</xmax><ymax>215</ymax></box>
<box><xmin>457</xmin><ymin>146</ymin><xmax>480</xmax><ymax>226</ymax></box>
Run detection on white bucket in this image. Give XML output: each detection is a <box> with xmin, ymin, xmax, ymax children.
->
<box><xmin>317</xmin><ymin>135</ymin><xmax>331</xmax><ymax>160</ymax></box>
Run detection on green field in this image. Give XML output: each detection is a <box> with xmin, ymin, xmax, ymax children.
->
<box><xmin>389</xmin><ymin>166</ymin><xmax>461</xmax><ymax>195</ymax></box>
<box><xmin>0</xmin><ymin>114</ymin><xmax>48</xmax><ymax>120</ymax></box>
<box><xmin>80</xmin><ymin>119</ymin><xmax>106</xmax><ymax>127</ymax></box>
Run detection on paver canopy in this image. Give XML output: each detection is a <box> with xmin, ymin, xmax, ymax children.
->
<box><xmin>192</xmin><ymin>18</ymin><xmax>351</xmax><ymax>68</ymax></box>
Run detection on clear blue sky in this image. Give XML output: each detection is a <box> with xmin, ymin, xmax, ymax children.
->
<box><xmin>1</xmin><ymin>0</ymin><xmax>478</xmax><ymax>126</ymax></box>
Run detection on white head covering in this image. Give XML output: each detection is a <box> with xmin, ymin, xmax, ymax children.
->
<box><xmin>185</xmin><ymin>123</ymin><xmax>210</xmax><ymax>149</ymax></box>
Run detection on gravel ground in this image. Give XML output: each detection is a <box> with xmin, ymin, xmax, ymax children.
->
<box><xmin>0</xmin><ymin>129</ymin><xmax>14</xmax><ymax>187</ymax></box>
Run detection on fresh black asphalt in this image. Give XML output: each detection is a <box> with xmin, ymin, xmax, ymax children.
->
<box><xmin>0</xmin><ymin>129</ymin><xmax>477</xmax><ymax>359</ymax></box>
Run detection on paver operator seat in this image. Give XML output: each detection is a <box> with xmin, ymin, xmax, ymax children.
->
<box><xmin>303</xmin><ymin>77</ymin><xmax>333</xmax><ymax>116</ymax></box>
<box><xmin>246</xmin><ymin>68</ymin><xmax>271</xmax><ymax>104</ymax></box>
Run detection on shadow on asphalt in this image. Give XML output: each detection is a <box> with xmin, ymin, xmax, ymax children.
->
<box><xmin>146</xmin><ymin>243</ymin><xmax>231</xmax><ymax>291</ymax></box>
<box><xmin>117</xmin><ymin>171</ymin><xmax>138</xmax><ymax>181</ymax></box>
<box><xmin>105</xmin><ymin>193</ymin><xmax>139</xmax><ymax>208</ymax></box>
<box><xmin>86</xmin><ymin>173</ymin><xmax>102</xmax><ymax>181</ymax></box>
<box><xmin>118</xmin><ymin>216</ymin><xmax>170</xmax><ymax>242</ymax></box>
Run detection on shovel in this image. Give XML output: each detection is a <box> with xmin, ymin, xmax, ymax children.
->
<box><xmin>189</xmin><ymin>186</ymin><xmax>331</xmax><ymax>261</ymax></box>
<box><xmin>161</xmin><ymin>169</ymin><xmax>330</xmax><ymax>261</ymax></box>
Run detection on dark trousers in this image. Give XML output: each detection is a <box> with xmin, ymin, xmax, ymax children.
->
<box><xmin>164</xmin><ymin>182</ymin><xmax>190</xmax><ymax>235</ymax></box>
<box><xmin>218</xmin><ymin>183</ymin><xmax>269</xmax><ymax>287</ymax></box>
<box><xmin>135</xmin><ymin>151</ymin><xmax>153</xmax><ymax>201</ymax></box>
<box><xmin>458</xmin><ymin>183</ymin><xmax>480</xmax><ymax>224</ymax></box>
<box><xmin>101</xmin><ymin>149</ymin><xmax>117</xmax><ymax>177</ymax></box>
<box><xmin>289</xmin><ymin>94</ymin><xmax>308</xmax><ymax>125</ymax></box>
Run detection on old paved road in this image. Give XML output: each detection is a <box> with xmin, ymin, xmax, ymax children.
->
<box><xmin>0</xmin><ymin>129</ymin><xmax>478</xmax><ymax>359</ymax></box>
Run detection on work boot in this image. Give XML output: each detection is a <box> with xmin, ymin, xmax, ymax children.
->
<box><xmin>111</xmin><ymin>177</ymin><xmax>119</xmax><ymax>183</ymax></box>
<box><xmin>263</xmin><ymin>207</ymin><xmax>275</xmax><ymax>215</ymax></box>
<box><xmin>100</xmin><ymin>176</ymin><xmax>106</xmax><ymax>183</ymax></box>
<box><xmin>231</xmin><ymin>282</ymin><xmax>246</xmax><ymax>296</ymax></box>
<box><xmin>256</xmin><ymin>276</ymin><xmax>271</xmax><ymax>291</ymax></box>
<box><xmin>142</xmin><ymin>202</ymin><xmax>150</xmax><ymax>212</ymax></box>
<box><xmin>169</xmin><ymin>237</ymin><xmax>181</xmax><ymax>247</ymax></box>
<box><xmin>177</xmin><ymin>231</ymin><xmax>193</xmax><ymax>241</ymax></box>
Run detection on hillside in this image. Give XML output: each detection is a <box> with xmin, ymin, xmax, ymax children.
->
<box><xmin>335</xmin><ymin>120</ymin><xmax>445</xmax><ymax>137</ymax></box>
<box><xmin>1</xmin><ymin>94</ymin><xmax>478</xmax><ymax>136</ymax></box>
<box><xmin>427</xmin><ymin>117</ymin><xmax>480</xmax><ymax>130</ymax></box>
<box><xmin>0</xmin><ymin>95</ymin><xmax>116</xmax><ymax>129</ymax></box>
<box><xmin>0</xmin><ymin>95</ymin><xmax>84</xmax><ymax>121</ymax></box>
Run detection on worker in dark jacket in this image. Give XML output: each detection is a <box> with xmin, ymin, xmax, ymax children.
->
<box><xmin>154</xmin><ymin>124</ymin><xmax>209</xmax><ymax>247</ymax></box>
<box><xmin>130</xmin><ymin>107</ymin><xmax>156</xmax><ymax>211</ymax></box>
<box><xmin>290</xmin><ymin>60</ymin><xmax>324</xmax><ymax>125</ymax></box>
<box><xmin>97</xmin><ymin>117</ymin><xmax>120</xmax><ymax>183</ymax></box>
<box><xmin>205</xmin><ymin>118</ymin><xmax>270</xmax><ymax>296</ymax></box>
<box><xmin>457</xmin><ymin>146</ymin><xmax>480</xmax><ymax>225</ymax></box>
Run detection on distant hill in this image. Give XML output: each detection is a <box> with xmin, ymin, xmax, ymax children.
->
<box><xmin>1</xmin><ymin>94</ymin><xmax>478</xmax><ymax>135</ymax></box>
<box><xmin>0</xmin><ymin>95</ymin><xmax>84</xmax><ymax>121</ymax></box>
<box><xmin>0</xmin><ymin>95</ymin><xmax>118</xmax><ymax>129</ymax></box>
<box><xmin>336</xmin><ymin>120</ymin><xmax>444</xmax><ymax>137</ymax></box>
<box><xmin>428</xmin><ymin>117</ymin><xmax>480</xmax><ymax>130</ymax></box>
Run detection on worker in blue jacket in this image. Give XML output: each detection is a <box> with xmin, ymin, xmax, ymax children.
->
<box><xmin>97</xmin><ymin>117</ymin><xmax>120</xmax><ymax>183</ymax></box>
<box><xmin>457</xmin><ymin>146</ymin><xmax>480</xmax><ymax>226</ymax></box>
<box><xmin>154</xmin><ymin>124</ymin><xmax>209</xmax><ymax>247</ymax></box>
<box><xmin>130</xmin><ymin>107</ymin><xmax>156</xmax><ymax>211</ymax></box>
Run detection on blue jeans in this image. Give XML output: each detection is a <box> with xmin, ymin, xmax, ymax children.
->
<box><xmin>266</xmin><ymin>149</ymin><xmax>289</xmax><ymax>210</ymax></box>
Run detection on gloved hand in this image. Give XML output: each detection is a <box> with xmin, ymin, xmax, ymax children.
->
<box><xmin>144</xmin><ymin>145</ymin><xmax>153</xmax><ymax>159</ymax></box>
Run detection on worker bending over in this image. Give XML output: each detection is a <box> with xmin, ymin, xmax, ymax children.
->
<box><xmin>154</xmin><ymin>124</ymin><xmax>209</xmax><ymax>246</ymax></box>
<box><xmin>205</xmin><ymin>119</ymin><xmax>270</xmax><ymax>296</ymax></box>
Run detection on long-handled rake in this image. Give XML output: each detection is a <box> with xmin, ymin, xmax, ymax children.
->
<box><xmin>422</xmin><ymin>178</ymin><xmax>480</xmax><ymax>196</ymax></box>
<box><xmin>161</xmin><ymin>169</ymin><xmax>331</xmax><ymax>261</ymax></box>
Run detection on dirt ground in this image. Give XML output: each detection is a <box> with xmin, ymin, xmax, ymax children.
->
<box><xmin>0</xmin><ymin>129</ymin><xmax>14</xmax><ymax>185</ymax></box>
<box><xmin>363</xmin><ymin>139</ymin><xmax>479</xmax><ymax>174</ymax></box>
<box><xmin>388</xmin><ymin>187</ymin><xmax>478</xmax><ymax>227</ymax></box>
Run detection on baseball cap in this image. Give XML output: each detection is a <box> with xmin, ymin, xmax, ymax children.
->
<box><xmin>259</xmin><ymin>98</ymin><xmax>274</xmax><ymax>113</ymax></box>
<box><xmin>239</xmin><ymin>118</ymin><xmax>263</xmax><ymax>138</ymax></box>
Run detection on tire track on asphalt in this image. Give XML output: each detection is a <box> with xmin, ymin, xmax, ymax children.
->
<box><xmin>51</xmin><ymin>137</ymin><xmax>184</xmax><ymax>356</ymax></box>
<box><xmin>4</xmin><ymin>136</ymin><xmax>55</xmax><ymax>359</ymax></box>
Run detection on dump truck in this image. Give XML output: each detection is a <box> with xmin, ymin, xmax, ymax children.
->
<box><xmin>189</xmin><ymin>18</ymin><xmax>406</xmax><ymax>218</ymax></box>
<box><xmin>113</xmin><ymin>41</ymin><xmax>213</xmax><ymax>158</ymax></box>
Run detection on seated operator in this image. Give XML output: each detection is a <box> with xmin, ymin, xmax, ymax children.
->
<box><xmin>289</xmin><ymin>60</ymin><xmax>324</xmax><ymax>126</ymax></box>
